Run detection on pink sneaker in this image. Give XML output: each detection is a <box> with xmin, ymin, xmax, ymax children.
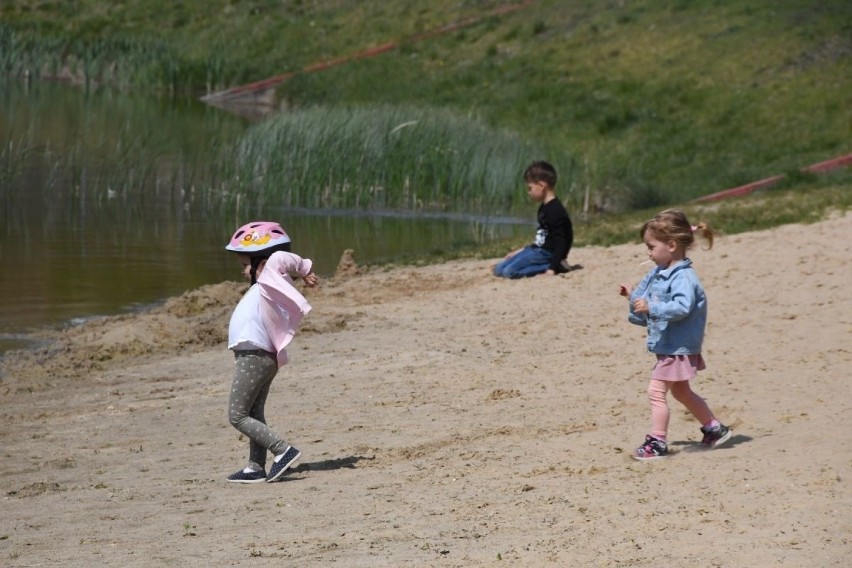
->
<box><xmin>632</xmin><ymin>435</ymin><xmax>669</xmax><ymax>460</ymax></box>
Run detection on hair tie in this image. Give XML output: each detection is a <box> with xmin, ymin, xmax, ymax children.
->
<box><xmin>690</xmin><ymin>225</ymin><xmax>698</xmax><ymax>232</ymax></box>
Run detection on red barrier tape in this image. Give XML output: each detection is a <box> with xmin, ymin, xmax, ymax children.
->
<box><xmin>693</xmin><ymin>153</ymin><xmax>852</xmax><ymax>203</ymax></box>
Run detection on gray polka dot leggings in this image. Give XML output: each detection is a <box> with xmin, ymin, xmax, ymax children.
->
<box><xmin>229</xmin><ymin>351</ymin><xmax>289</xmax><ymax>471</ymax></box>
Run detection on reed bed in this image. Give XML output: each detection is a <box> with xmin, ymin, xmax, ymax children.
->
<box><xmin>1</xmin><ymin>85</ymin><xmax>559</xmax><ymax>228</ymax></box>
<box><xmin>227</xmin><ymin>105</ymin><xmax>556</xmax><ymax>216</ymax></box>
<box><xmin>0</xmin><ymin>25</ymin><xmax>228</xmax><ymax>92</ymax></box>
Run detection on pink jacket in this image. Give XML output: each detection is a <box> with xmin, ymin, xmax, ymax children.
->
<box><xmin>256</xmin><ymin>251</ymin><xmax>313</xmax><ymax>367</ymax></box>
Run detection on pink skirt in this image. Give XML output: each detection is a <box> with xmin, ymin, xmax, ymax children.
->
<box><xmin>651</xmin><ymin>354</ymin><xmax>706</xmax><ymax>381</ymax></box>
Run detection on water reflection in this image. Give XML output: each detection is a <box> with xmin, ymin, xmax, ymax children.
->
<box><xmin>0</xmin><ymin>211</ymin><xmax>525</xmax><ymax>350</ymax></box>
<box><xmin>0</xmin><ymin>81</ymin><xmax>527</xmax><ymax>353</ymax></box>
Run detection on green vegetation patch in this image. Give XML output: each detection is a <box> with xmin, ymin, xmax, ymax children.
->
<box><xmin>229</xmin><ymin>104</ymin><xmax>549</xmax><ymax>215</ymax></box>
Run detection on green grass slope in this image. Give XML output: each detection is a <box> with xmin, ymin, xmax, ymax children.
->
<box><xmin>2</xmin><ymin>0</ymin><xmax>850</xmax><ymax>211</ymax></box>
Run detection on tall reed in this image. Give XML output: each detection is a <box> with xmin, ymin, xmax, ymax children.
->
<box><xmin>0</xmin><ymin>24</ymin><xmax>228</xmax><ymax>92</ymax></box>
<box><xmin>2</xmin><ymin>81</ymin><xmax>563</xmax><ymax>226</ymax></box>
<box><xmin>227</xmin><ymin>105</ymin><xmax>558</xmax><ymax>216</ymax></box>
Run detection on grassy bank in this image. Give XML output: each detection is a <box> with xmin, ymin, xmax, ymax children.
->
<box><xmin>411</xmin><ymin>179</ymin><xmax>852</xmax><ymax>269</ymax></box>
<box><xmin>1</xmin><ymin>0</ymin><xmax>850</xmax><ymax>214</ymax></box>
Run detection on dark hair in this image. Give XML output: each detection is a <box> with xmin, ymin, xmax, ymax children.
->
<box><xmin>523</xmin><ymin>160</ymin><xmax>558</xmax><ymax>187</ymax></box>
<box><xmin>641</xmin><ymin>209</ymin><xmax>717</xmax><ymax>251</ymax></box>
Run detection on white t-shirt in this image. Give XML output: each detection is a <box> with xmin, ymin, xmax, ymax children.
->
<box><xmin>228</xmin><ymin>284</ymin><xmax>275</xmax><ymax>352</ymax></box>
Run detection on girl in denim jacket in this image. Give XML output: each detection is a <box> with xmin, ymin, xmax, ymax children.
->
<box><xmin>619</xmin><ymin>210</ymin><xmax>732</xmax><ymax>460</ymax></box>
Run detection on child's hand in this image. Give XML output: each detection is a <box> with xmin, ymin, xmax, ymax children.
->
<box><xmin>303</xmin><ymin>272</ymin><xmax>318</xmax><ymax>288</ymax></box>
<box><xmin>619</xmin><ymin>283</ymin><xmax>633</xmax><ymax>298</ymax></box>
<box><xmin>632</xmin><ymin>298</ymin><xmax>649</xmax><ymax>314</ymax></box>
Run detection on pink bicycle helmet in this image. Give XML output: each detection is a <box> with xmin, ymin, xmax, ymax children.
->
<box><xmin>225</xmin><ymin>221</ymin><xmax>291</xmax><ymax>256</ymax></box>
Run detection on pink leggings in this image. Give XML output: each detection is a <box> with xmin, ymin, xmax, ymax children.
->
<box><xmin>648</xmin><ymin>379</ymin><xmax>715</xmax><ymax>440</ymax></box>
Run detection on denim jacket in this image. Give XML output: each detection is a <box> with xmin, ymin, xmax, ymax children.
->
<box><xmin>628</xmin><ymin>258</ymin><xmax>707</xmax><ymax>355</ymax></box>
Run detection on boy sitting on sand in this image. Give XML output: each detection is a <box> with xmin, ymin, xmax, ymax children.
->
<box><xmin>493</xmin><ymin>160</ymin><xmax>574</xmax><ymax>278</ymax></box>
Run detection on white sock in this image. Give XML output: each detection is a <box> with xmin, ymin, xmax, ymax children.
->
<box><xmin>273</xmin><ymin>447</ymin><xmax>292</xmax><ymax>463</ymax></box>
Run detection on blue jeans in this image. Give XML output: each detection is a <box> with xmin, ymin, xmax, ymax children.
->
<box><xmin>493</xmin><ymin>246</ymin><xmax>553</xmax><ymax>279</ymax></box>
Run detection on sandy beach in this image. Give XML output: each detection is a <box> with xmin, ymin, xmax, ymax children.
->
<box><xmin>1</xmin><ymin>213</ymin><xmax>850</xmax><ymax>567</ymax></box>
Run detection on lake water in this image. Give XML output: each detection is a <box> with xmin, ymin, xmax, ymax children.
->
<box><xmin>0</xmin><ymin>81</ymin><xmax>528</xmax><ymax>353</ymax></box>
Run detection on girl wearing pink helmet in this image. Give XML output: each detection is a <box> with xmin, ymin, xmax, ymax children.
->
<box><xmin>224</xmin><ymin>221</ymin><xmax>319</xmax><ymax>483</ymax></box>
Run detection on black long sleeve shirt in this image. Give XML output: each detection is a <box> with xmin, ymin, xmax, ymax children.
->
<box><xmin>534</xmin><ymin>198</ymin><xmax>574</xmax><ymax>272</ymax></box>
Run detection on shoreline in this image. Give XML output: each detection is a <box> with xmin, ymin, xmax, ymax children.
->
<box><xmin>1</xmin><ymin>215</ymin><xmax>850</xmax><ymax>566</ymax></box>
<box><xmin>0</xmin><ymin>297</ymin><xmax>180</xmax><ymax>360</ymax></box>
